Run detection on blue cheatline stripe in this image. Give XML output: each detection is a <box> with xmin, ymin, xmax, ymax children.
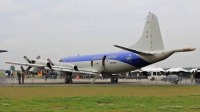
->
<box><xmin>62</xmin><ymin>51</ymin><xmax>151</xmax><ymax>68</ymax></box>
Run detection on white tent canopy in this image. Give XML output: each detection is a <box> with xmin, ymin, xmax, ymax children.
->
<box><xmin>166</xmin><ymin>67</ymin><xmax>188</xmax><ymax>72</ymax></box>
<box><xmin>133</xmin><ymin>65</ymin><xmax>165</xmax><ymax>72</ymax></box>
<box><xmin>141</xmin><ymin>67</ymin><xmax>165</xmax><ymax>72</ymax></box>
<box><xmin>132</xmin><ymin>69</ymin><xmax>142</xmax><ymax>72</ymax></box>
<box><xmin>190</xmin><ymin>69</ymin><xmax>197</xmax><ymax>73</ymax></box>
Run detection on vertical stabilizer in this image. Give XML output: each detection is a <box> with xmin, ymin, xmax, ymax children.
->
<box><xmin>129</xmin><ymin>13</ymin><xmax>164</xmax><ymax>51</ymax></box>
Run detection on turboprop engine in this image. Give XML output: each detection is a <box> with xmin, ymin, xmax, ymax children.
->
<box><xmin>47</xmin><ymin>58</ymin><xmax>78</xmax><ymax>71</ymax></box>
<box><xmin>23</xmin><ymin>55</ymin><xmax>41</xmax><ymax>73</ymax></box>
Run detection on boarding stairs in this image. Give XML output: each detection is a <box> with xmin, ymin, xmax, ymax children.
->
<box><xmin>91</xmin><ymin>66</ymin><xmax>104</xmax><ymax>84</ymax></box>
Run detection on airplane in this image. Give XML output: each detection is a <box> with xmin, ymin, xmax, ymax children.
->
<box><xmin>5</xmin><ymin>13</ymin><xmax>195</xmax><ymax>84</ymax></box>
<box><xmin>0</xmin><ymin>50</ymin><xmax>7</xmax><ymax>53</ymax></box>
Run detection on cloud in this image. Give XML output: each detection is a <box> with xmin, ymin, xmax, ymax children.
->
<box><xmin>52</xmin><ymin>3</ymin><xmax>84</xmax><ymax>14</ymax></box>
<box><xmin>0</xmin><ymin>0</ymin><xmax>200</xmax><ymax>69</ymax></box>
<box><xmin>0</xmin><ymin>0</ymin><xmax>26</xmax><ymax>13</ymax></box>
<box><xmin>12</xmin><ymin>11</ymin><xmax>41</xmax><ymax>24</ymax></box>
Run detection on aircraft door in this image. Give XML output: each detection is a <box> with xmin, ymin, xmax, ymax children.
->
<box><xmin>91</xmin><ymin>60</ymin><xmax>93</xmax><ymax>67</ymax></box>
<box><xmin>92</xmin><ymin>55</ymin><xmax>106</xmax><ymax>68</ymax></box>
<box><xmin>102</xmin><ymin>55</ymin><xmax>106</xmax><ymax>67</ymax></box>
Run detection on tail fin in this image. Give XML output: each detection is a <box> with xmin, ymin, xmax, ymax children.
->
<box><xmin>129</xmin><ymin>13</ymin><xmax>164</xmax><ymax>51</ymax></box>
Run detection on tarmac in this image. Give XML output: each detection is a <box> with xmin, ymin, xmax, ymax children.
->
<box><xmin>0</xmin><ymin>77</ymin><xmax>198</xmax><ymax>86</ymax></box>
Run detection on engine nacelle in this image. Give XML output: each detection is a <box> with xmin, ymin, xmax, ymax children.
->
<box><xmin>54</xmin><ymin>62</ymin><xmax>78</xmax><ymax>71</ymax></box>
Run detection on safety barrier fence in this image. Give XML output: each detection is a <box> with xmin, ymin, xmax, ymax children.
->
<box><xmin>0</xmin><ymin>76</ymin><xmax>199</xmax><ymax>86</ymax></box>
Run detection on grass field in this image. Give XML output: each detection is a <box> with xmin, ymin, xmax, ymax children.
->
<box><xmin>0</xmin><ymin>86</ymin><xmax>200</xmax><ymax>112</ymax></box>
<box><xmin>0</xmin><ymin>72</ymin><xmax>4</xmax><ymax>76</ymax></box>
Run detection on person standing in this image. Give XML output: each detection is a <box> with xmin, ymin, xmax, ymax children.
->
<box><xmin>11</xmin><ymin>72</ymin><xmax>14</xmax><ymax>78</ymax></box>
<box><xmin>99</xmin><ymin>74</ymin><xmax>103</xmax><ymax>80</ymax></box>
<box><xmin>179</xmin><ymin>72</ymin><xmax>183</xmax><ymax>82</ymax></box>
<box><xmin>136</xmin><ymin>73</ymin><xmax>139</xmax><ymax>80</ymax></box>
<box><xmin>17</xmin><ymin>71</ymin><xmax>21</xmax><ymax>84</ymax></box>
<box><xmin>22</xmin><ymin>72</ymin><xmax>25</xmax><ymax>84</ymax></box>
<box><xmin>191</xmin><ymin>72</ymin><xmax>194</xmax><ymax>83</ymax></box>
<box><xmin>43</xmin><ymin>71</ymin><xmax>47</xmax><ymax>81</ymax></box>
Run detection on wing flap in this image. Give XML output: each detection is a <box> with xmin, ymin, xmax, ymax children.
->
<box><xmin>52</xmin><ymin>66</ymin><xmax>72</xmax><ymax>69</ymax></box>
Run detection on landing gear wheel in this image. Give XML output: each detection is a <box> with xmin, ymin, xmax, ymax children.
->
<box><xmin>174</xmin><ymin>81</ymin><xmax>178</xmax><ymax>84</ymax></box>
<box><xmin>111</xmin><ymin>78</ymin><xmax>114</xmax><ymax>83</ymax></box>
<box><xmin>65</xmin><ymin>77</ymin><xmax>73</xmax><ymax>84</ymax></box>
<box><xmin>111</xmin><ymin>78</ymin><xmax>118</xmax><ymax>83</ymax></box>
<box><xmin>69</xmin><ymin>78</ymin><xmax>73</xmax><ymax>84</ymax></box>
<box><xmin>150</xmin><ymin>77</ymin><xmax>155</xmax><ymax>81</ymax></box>
<box><xmin>114</xmin><ymin>79</ymin><xmax>118</xmax><ymax>83</ymax></box>
<box><xmin>64</xmin><ymin>77</ymin><xmax>68</xmax><ymax>83</ymax></box>
<box><xmin>195</xmin><ymin>79</ymin><xmax>200</xmax><ymax>84</ymax></box>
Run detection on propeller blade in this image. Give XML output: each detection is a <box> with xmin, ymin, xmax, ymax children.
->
<box><xmin>26</xmin><ymin>66</ymin><xmax>32</xmax><ymax>72</ymax></box>
<box><xmin>47</xmin><ymin>58</ymin><xmax>54</xmax><ymax>71</ymax></box>
<box><xmin>59</xmin><ymin>59</ymin><xmax>62</xmax><ymax>62</ymax></box>
<box><xmin>20</xmin><ymin>66</ymin><xmax>25</xmax><ymax>72</ymax></box>
<box><xmin>47</xmin><ymin>58</ymin><xmax>54</xmax><ymax>66</ymax></box>
<box><xmin>36</xmin><ymin>55</ymin><xmax>41</xmax><ymax>59</ymax></box>
<box><xmin>24</xmin><ymin>56</ymin><xmax>31</xmax><ymax>63</ymax></box>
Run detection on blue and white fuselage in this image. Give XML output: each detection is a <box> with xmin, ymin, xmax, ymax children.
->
<box><xmin>62</xmin><ymin>51</ymin><xmax>150</xmax><ymax>74</ymax></box>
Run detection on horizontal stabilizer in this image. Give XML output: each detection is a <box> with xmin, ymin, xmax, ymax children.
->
<box><xmin>174</xmin><ymin>48</ymin><xmax>196</xmax><ymax>52</ymax></box>
<box><xmin>114</xmin><ymin>45</ymin><xmax>153</xmax><ymax>55</ymax></box>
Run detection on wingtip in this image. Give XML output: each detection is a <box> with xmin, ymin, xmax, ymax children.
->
<box><xmin>191</xmin><ymin>48</ymin><xmax>196</xmax><ymax>51</ymax></box>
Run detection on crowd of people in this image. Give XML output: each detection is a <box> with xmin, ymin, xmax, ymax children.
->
<box><xmin>4</xmin><ymin>70</ymin><xmax>199</xmax><ymax>84</ymax></box>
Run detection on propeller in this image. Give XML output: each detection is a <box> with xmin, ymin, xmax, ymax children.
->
<box><xmin>59</xmin><ymin>59</ymin><xmax>63</xmax><ymax>62</ymax></box>
<box><xmin>48</xmin><ymin>58</ymin><xmax>78</xmax><ymax>71</ymax></box>
<box><xmin>47</xmin><ymin>58</ymin><xmax>54</xmax><ymax>71</ymax></box>
<box><xmin>23</xmin><ymin>55</ymin><xmax>41</xmax><ymax>73</ymax></box>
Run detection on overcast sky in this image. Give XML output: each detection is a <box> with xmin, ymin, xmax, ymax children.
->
<box><xmin>0</xmin><ymin>0</ymin><xmax>200</xmax><ymax>70</ymax></box>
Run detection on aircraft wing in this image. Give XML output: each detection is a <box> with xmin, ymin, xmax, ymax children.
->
<box><xmin>74</xmin><ymin>70</ymin><xmax>96</xmax><ymax>75</ymax></box>
<box><xmin>6</xmin><ymin>61</ymin><xmax>97</xmax><ymax>75</ymax></box>
<box><xmin>51</xmin><ymin>66</ymin><xmax>74</xmax><ymax>70</ymax></box>
<box><xmin>5</xmin><ymin>61</ymin><xmax>45</xmax><ymax>67</ymax></box>
<box><xmin>77</xmin><ymin>68</ymin><xmax>98</xmax><ymax>75</ymax></box>
<box><xmin>0</xmin><ymin>50</ymin><xmax>8</xmax><ymax>53</ymax></box>
<box><xmin>114</xmin><ymin>45</ymin><xmax>153</xmax><ymax>55</ymax></box>
<box><xmin>51</xmin><ymin>67</ymin><xmax>97</xmax><ymax>74</ymax></box>
<box><xmin>78</xmin><ymin>68</ymin><xmax>98</xmax><ymax>73</ymax></box>
<box><xmin>50</xmin><ymin>68</ymin><xmax>73</xmax><ymax>72</ymax></box>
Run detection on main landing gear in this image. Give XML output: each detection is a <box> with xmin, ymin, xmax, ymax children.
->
<box><xmin>64</xmin><ymin>72</ymin><xmax>73</xmax><ymax>84</ymax></box>
<box><xmin>65</xmin><ymin>77</ymin><xmax>72</xmax><ymax>84</ymax></box>
<box><xmin>111</xmin><ymin>78</ymin><xmax>118</xmax><ymax>83</ymax></box>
